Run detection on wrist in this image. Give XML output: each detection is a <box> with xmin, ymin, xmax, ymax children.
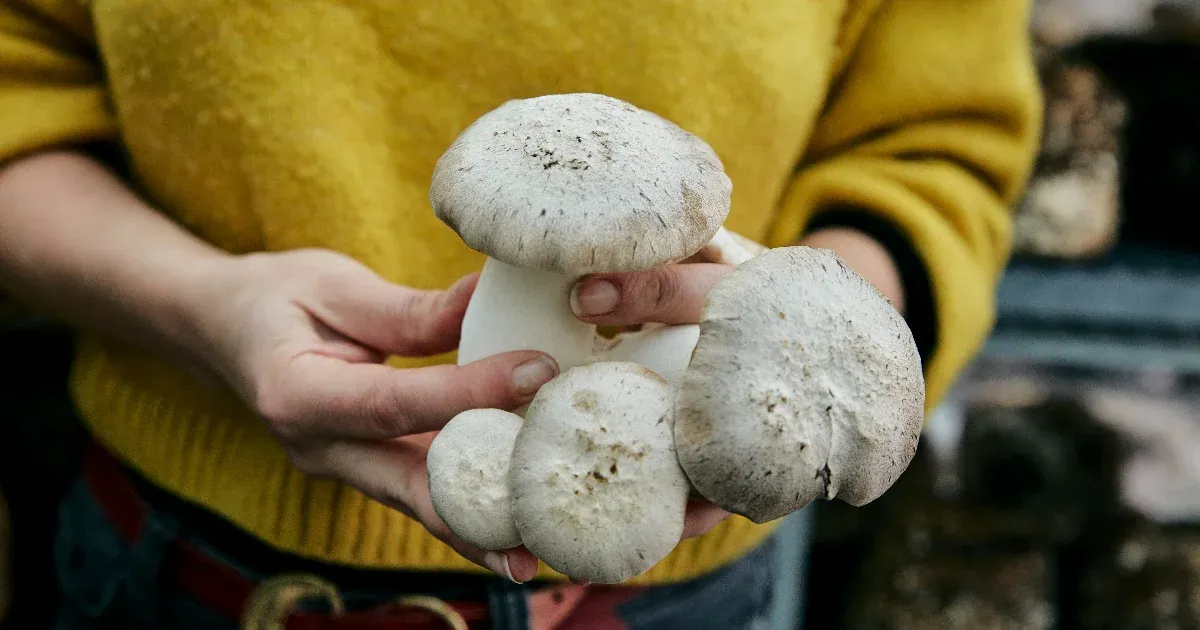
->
<box><xmin>798</xmin><ymin>226</ymin><xmax>906</xmax><ymax>314</ymax></box>
<box><xmin>135</xmin><ymin>245</ymin><xmax>238</xmax><ymax>381</ymax></box>
<box><xmin>0</xmin><ymin>150</ymin><xmax>233</xmax><ymax>366</ymax></box>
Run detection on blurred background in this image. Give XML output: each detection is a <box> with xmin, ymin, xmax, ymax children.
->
<box><xmin>3</xmin><ymin>1</ymin><xmax>1200</xmax><ymax>628</ymax></box>
<box><xmin>796</xmin><ymin>1</ymin><xmax>1200</xmax><ymax>628</ymax></box>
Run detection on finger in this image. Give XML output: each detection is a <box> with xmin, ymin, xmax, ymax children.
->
<box><xmin>273</xmin><ymin>350</ymin><xmax>558</xmax><ymax>441</ymax></box>
<box><xmin>307</xmin><ymin>271</ymin><xmax>480</xmax><ymax>357</ymax></box>
<box><xmin>681</xmin><ymin>501</ymin><xmax>731</xmax><ymax>539</ymax></box>
<box><xmin>570</xmin><ymin>263</ymin><xmax>733</xmax><ymax>326</ymax></box>
<box><xmin>319</xmin><ymin>439</ymin><xmax>540</xmax><ymax>582</ymax></box>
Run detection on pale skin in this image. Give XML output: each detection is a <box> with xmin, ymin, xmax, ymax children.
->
<box><xmin>572</xmin><ymin>226</ymin><xmax>907</xmax><ymax>542</ymax></box>
<box><xmin>0</xmin><ymin>150</ymin><xmax>906</xmax><ymax>584</ymax></box>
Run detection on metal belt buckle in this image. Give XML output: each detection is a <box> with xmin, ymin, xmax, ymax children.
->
<box><xmin>391</xmin><ymin>595</ymin><xmax>470</xmax><ymax>630</ymax></box>
<box><xmin>241</xmin><ymin>572</ymin><xmax>468</xmax><ymax>630</ymax></box>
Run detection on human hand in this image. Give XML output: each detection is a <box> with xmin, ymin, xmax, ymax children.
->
<box><xmin>569</xmin><ymin>262</ymin><xmax>733</xmax><ymax>329</ymax></box>
<box><xmin>570</xmin><ymin>261</ymin><xmax>737</xmax><ymax>539</ymax></box>
<box><xmin>189</xmin><ymin>249</ymin><xmax>558</xmax><ymax>582</ymax></box>
<box><xmin>569</xmin><ymin>226</ymin><xmax>908</xmax><ymax>541</ymax></box>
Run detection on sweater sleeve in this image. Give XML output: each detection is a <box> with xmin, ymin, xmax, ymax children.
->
<box><xmin>0</xmin><ymin>0</ymin><xmax>118</xmax><ymax>322</ymax></box>
<box><xmin>0</xmin><ymin>0</ymin><xmax>117</xmax><ymax>166</ymax></box>
<box><xmin>766</xmin><ymin>0</ymin><xmax>1043</xmax><ymax>413</ymax></box>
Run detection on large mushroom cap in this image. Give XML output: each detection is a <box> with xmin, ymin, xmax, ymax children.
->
<box><xmin>428</xmin><ymin>409</ymin><xmax>524</xmax><ymax>550</ymax></box>
<box><xmin>430</xmin><ymin>93</ymin><xmax>732</xmax><ymax>274</ymax></box>
<box><xmin>675</xmin><ymin>247</ymin><xmax>925</xmax><ymax>523</ymax></box>
<box><xmin>509</xmin><ymin>362</ymin><xmax>689</xmax><ymax>583</ymax></box>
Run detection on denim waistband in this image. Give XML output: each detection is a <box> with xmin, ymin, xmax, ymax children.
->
<box><xmin>55</xmin><ymin>442</ymin><xmax>782</xmax><ymax>629</ymax></box>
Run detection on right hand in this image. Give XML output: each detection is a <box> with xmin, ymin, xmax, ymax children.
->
<box><xmin>186</xmin><ymin>248</ymin><xmax>557</xmax><ymax>583</ymax></box>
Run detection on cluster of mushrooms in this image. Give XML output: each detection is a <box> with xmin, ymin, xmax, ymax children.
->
<box><xmin>426</xmin><ymin>93</ymin><xmax>926</xmax><ymax>584</ymax></box>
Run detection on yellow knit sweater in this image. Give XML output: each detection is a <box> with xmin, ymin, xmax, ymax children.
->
<box><xmin>0</xmin><ymin>0</ymin><xmax>1041</xmax><ymax>584</ymax></box>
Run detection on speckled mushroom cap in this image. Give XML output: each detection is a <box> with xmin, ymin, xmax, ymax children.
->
<box><xmin>430</xmin><ymin>93</ymin><xmax>733</xmax><ymax>275</ymax></box>
<box><xmin>428</xmin><ymin>409</ymin><xmax>524</xmax><ymax>551</ymax></box>
<box><xmin>509</xmin><ymin>362</ymin><xmax>690</xmax><ymax>583</ymax></box>
<box><xmin>674</xmin><ymin>247</ymin><xmax>926</xmax><ymax>523</ymax></box>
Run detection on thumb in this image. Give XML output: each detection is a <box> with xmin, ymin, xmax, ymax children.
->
<box><xmin>306</xmin><ymin>271</ymin><xmax>479</xmax><ymax>356</ymax></box>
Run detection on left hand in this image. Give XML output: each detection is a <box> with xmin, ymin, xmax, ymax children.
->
<box><xmin>570</xmin><ymin>261</ymin><xmax>736</xmax><ymax>539</ymax></box>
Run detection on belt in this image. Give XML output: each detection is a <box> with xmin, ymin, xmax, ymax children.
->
<box><xmin>82</xmin><ymin>442</ymin><xmax>508</xmax><ymax>629</ymax></box>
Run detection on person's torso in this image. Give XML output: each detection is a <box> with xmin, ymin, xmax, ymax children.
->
<box><xmin>72</xmin><ymin>0</ymin><xmax>863</xmax><ymax>578</ymax></box>
<box><xmin>93</xmin><ymin>0</ymin><xmax>850</xmax><ymax>289</ymax></box>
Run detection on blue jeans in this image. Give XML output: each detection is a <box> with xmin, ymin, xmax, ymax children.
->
<box><xmin>52</xmin><ymin>474</ymin><xmax>779</xmax><ymax>629</ymax></box>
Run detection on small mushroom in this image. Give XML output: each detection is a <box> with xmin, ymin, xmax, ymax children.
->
<box><xmin>674</xmin><ymin>246</ymin><xmax>926</xmax><ymax>523</ymax></box>
<box><xmin>509</xmin><ymin>362</ymin><xmax>690</xmax><ymax>584</ymax></box>
<box><xmin>431</xmin><ymin>93</ymin><xmax>732</xmax><ymax>383</ymax></box>
<box><xmin>427</xmin><ymin>409</ymin><xmax>523</xmax><ymax>550</ymax></box>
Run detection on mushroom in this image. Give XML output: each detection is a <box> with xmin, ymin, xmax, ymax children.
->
<box><xmin>430</xmin><ymin>92</ymin><xmax>733</xmax><ymax>384</ymax></box>
<box><xmin>508</xmin><ymin>362</ymin><xmax>689</xmax><ymax>584</ymax></box>
<box><xmin>425</xmin><ymin>93</ymin><xmax>926</xmax><ymax>585</ymax></box>
<box><xmin>673</xmin><ymin>246</ymin><xmax>926</xmax><ymax>523</ymax></box>
<box><xmin>427</xmin><ymin>408</ymin><xmax>524</xmax><ymax>550</ymax></box>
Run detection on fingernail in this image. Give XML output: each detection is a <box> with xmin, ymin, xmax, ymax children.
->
<box><xmin>513</xmin><ymin>357</ymin><xmax>558</xmax><ymax>396</ymax></box>
<box><xmin>570</xmin><ymin>280</ymin><xmax>620</xmax><ymax>317</ymax></box>
<box><xmin>486</xmin><ymin>552</ymin><xmax>522</xmax><ymax>583</ymax></box>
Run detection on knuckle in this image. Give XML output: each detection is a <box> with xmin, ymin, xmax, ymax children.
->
<box><xmin>310</xmin><ymin>268</ymin><xmax>362</xmax><ymax>304</ymax></box>
<box><xmin>294</xmin><ymin>248</ymin><xmax>357</xmax><ymax>271</ymax></box>
<box><xmin>464</xmin><ymin>382</ymin><xmax>495</xmax><ymax>412</ymax></box>
<box><xmin>643</xmin><ymin>269</ymin><xmax>679</xmax><ymax>314</ymax></box>
<box><xmin>379</xmin><ymin>481</ymin><xmax>412</xmax><ymax>512</ymax></box>
<box><xmin>253</xmin><ymin>379</ymin><xmax>313</xmax><ymax>445</ymax></box>
<box><xmin>361</xmin><ymin>378</ymin><xmax>415</xmax><ymax>435</ymax></box>
<box><xmin>286</xmin><ymin>449</ymin><xmax>329</xmax><ymax>477</ymax></box>
<box><xmin>254</xmin><ymin>388</ymin><xmax>298</xmax><ymax>430</ymax></box>
<box><xmin>452</xmin><ymin>365</ymin><xmax>495</xmax><ymax>410</ymax></box>
<box><xmin>265</xmin><ymin>420</ymin><xmax>308</xmax><ymax>449</ymax></box>
<box><xmin>450</xmin><ymin>366</ymin><xmax>482</xmax><ymax>403</ymax></box>
<box><xmin>391</xmin><ymin>290</ymin><xmax>427</xmax><ymax>326</ymax></box>
<box><xmin>378</xmin><ymin>289</ymin><xmax>433</xmax><ymax>351</ymax></box>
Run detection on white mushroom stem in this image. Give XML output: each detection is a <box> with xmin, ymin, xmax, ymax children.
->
<box><xmin>696</xmin><ymin>226</ymin><xmax>769</xmax><ymax>266</ymax></box>
<box><xmin>598</xmin><ymin>324</ymin><xmax>700</xmax><ymax>387</ymax></box>
<box><xmin>457</xmin><ymin>227</ymin><xmax>766</xmax><ymax>391</ymax></box>
<box><xmin>457</xmin><ymin>257</ymin><xmax>594</xmax><ymax>374</ymax></box>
